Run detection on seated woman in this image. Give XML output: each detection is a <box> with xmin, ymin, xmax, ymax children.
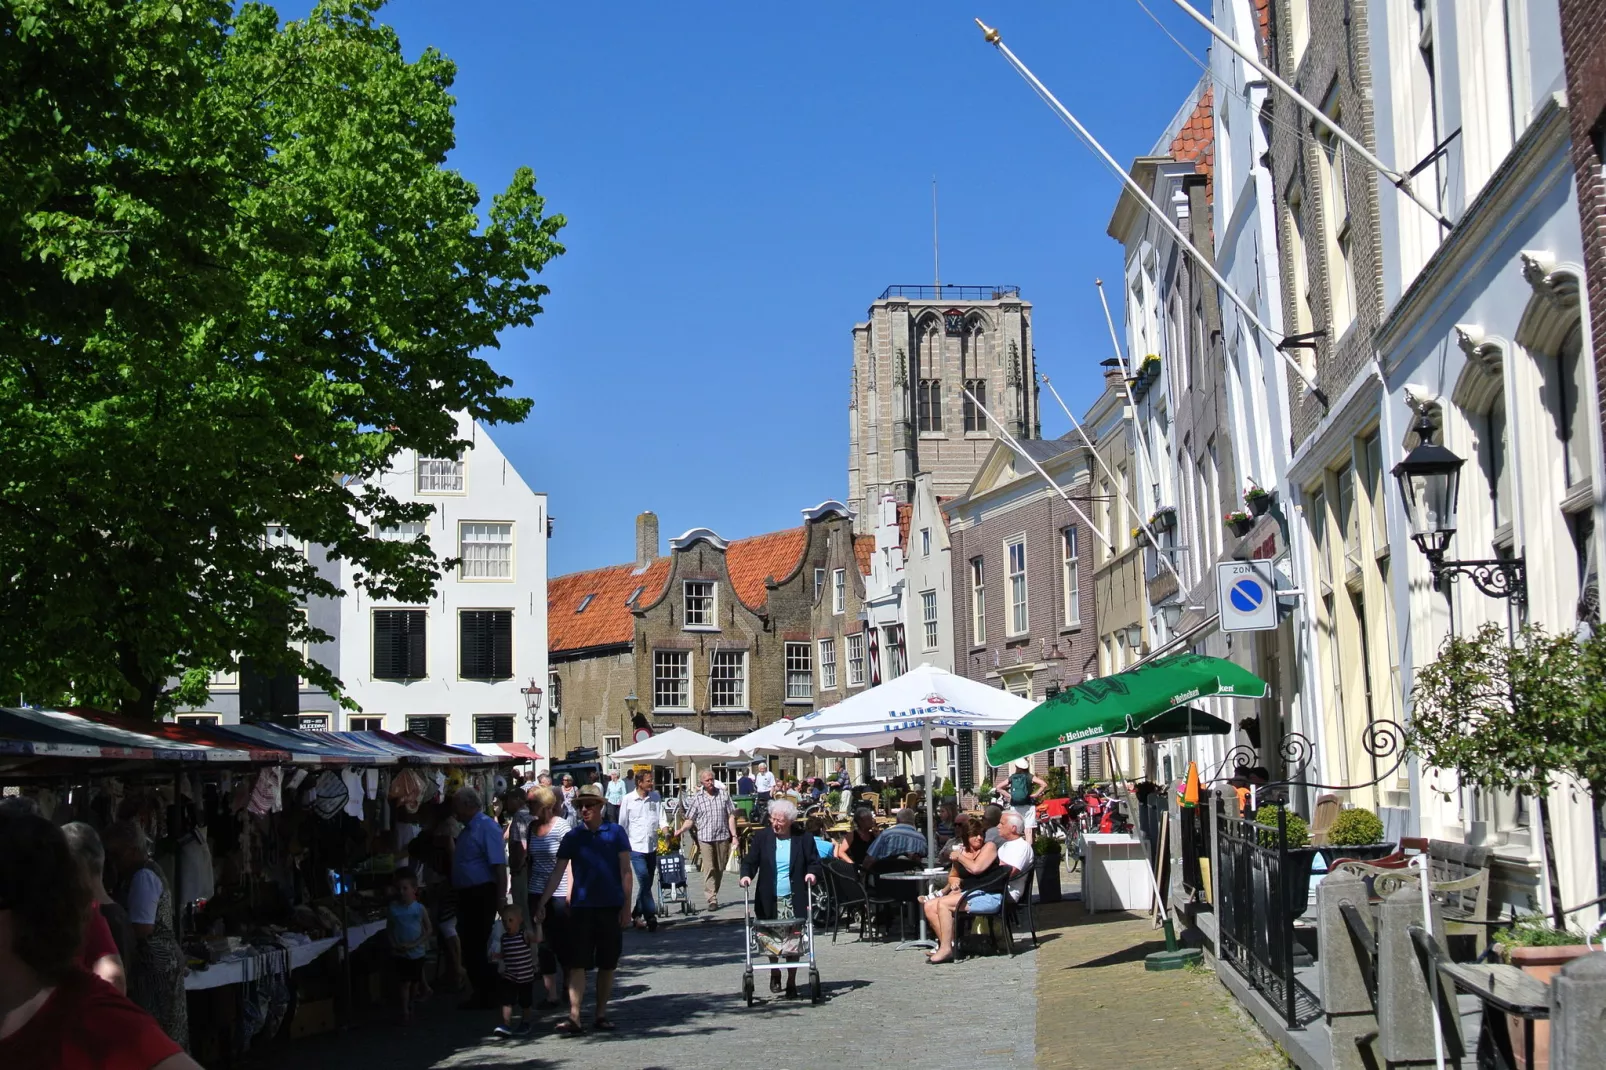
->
<box><xmin>919</xmin><ymin>816</ymin><xmax>1000</xmax><ymax>965</ymax></box>
<box><xmin>805</xmin><ymin>814</ymin><xmax>835</xmax><ymax>865</ymax></box>
<box><xmin>739</xmin><ymin>799</ymin><xmax>821</xmax><ymax>998</ymax></box>
<box><xmin>834</xmin><ymin>808</ymin><xmax>878</xmax><ymax>869</ymax></box>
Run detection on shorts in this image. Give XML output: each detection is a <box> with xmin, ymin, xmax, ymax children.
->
<box><xmin>561</xmin><ymin>906</ymin><xmax>623</xmax><ymax>972</ymax></box>
<box><xmin>961</xmin><ymin>890</ymin><xmax>1003</xmax><ymax>915</ymax></box>
<box><xmin>437</xmin><ymin>917</ymin><xmax>458</xmax><ymax>940</ymax></box>
<box><xmin>393</xmin><ymin>956</ymin><xmax>424</xmax><ymax>984</ymax></box>
<box><xmin>498</xmin><ymin>975</ymin><xmax>533</xmax><ymax>1009</ymax></box>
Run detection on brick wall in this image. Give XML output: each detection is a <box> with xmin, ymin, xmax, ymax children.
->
<box><xmin>1559</xmin><ymin>0</ymin><xmax>1606</xmax><ymax>435</ymax></box>
<box><xmin>1267</xmin><ymin>0</ymin><xmax>1385</xmax><ymax>448</ymax></box>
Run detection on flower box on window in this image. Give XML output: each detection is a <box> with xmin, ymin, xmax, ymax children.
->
<box><xmin>1244</xmin><ymin>486</ymin><xmax>1276</xmax><ymax>517</ymax></box>
<box><xmin>1224</xmin><ymin>510</ymin><xmax>1254</xmax><ymax>538</ymax></box>
<box><xmin>1148</xmin><ymin>506</ymin><xmax>1177</xmax><ymax>533</ymax></box>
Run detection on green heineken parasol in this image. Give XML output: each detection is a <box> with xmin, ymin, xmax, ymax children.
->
<box><xmin>985</xmin><ymin>654</ymin><xmax>1268</xmax><ymax>766</ymax></box>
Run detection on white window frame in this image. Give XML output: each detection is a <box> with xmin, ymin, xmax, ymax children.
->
<box><xmin>548</xmin><ymin>669</ymin><xmax>562</xmax><ymax>714</ymax></box>
<box><xmin>416</xmin><ymin>453</ymin><xmax>466</xmax><ymax>494</ymax></box>
<box><xmin>847</xmin><ymin>632</ymin><xmax>866</xmax><ymax>686</ymax></box>
<box><xmin>1062</xmin><ymin>527</ymin><xmax>1081</xmax><ymax>627</ymax></box>
<box><xmin>377</xmin><ymin>521</ymin><xmax>427</xmax><ymax>542</ymax></box>
<box><xmin>683</xmin><ymin>580</ymin><xmax>717</xmax><ymax>629</ymax></box>
<box><xmin>818</xmin><ymin>637</ymin><xmax>838</xmax><ymax>690</ymax></box>
<box><xmin>813</xmin><ymin>568</ymin><xmax>826</xmax><ymax>601</ymax></box>
<box><xmin>710</xmin><ymin>650</ymin><xmax>748</xmax><ymax>710</ymax></box>
<box><xmin>921</xmin><ymin>590</ymin><xmax>939</xmax><ymax>651</ymax></box>
<box><xmin>652</xmin><ymin>650</ymin><xmax>692</xmax><ymax>711</ymax></box>
<box><xmin>602</xmin><ymin>734</ymin><xmax>621</xmax><ymax>761</ymax></box>
<box><xmin>832</xmin><ymin>568</ymin><xmax>846</xmax><ymax>615</ymax></box>
<box><xmin>1006</xmin><ymin>534</ymin><xmax>1029</xmax><ymax>636</ymax></box>
<box><xmin>175</xmin><ymin>713</ymin><xmax>222</xmax><ymax>726</ymax></box>
<box><xmin>458</xmin><ymin>521</ymin><xmax>514</xmax><ymax>581</ymax></box>
<box><xmin>921</xmin><ymin>528</ymin><xmax>931</xmax><ymax>557</ymax></box>
<box><xmin>970</xmin><ymin>557</ymin><xmax>986</xmax><ymax>645</ymax></box>
<box><xmin>784</xmin><ymin>642</ymin><xmax>813</xmax><ymax>702</ymax></box>
<box><xmin>350</xmin><ymin>715</ymin><xmax>384</xmax><ymax>732</ymax></box>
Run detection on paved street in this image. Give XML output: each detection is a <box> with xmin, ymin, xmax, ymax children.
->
<box><xmin>266</xmin><ymin>892</ymin><xmax>1035</xmax><ymax>1069</ymax></box>
<box><xmin>251</xmin><ymin>869</ymin><xmax>1284</xmax><ymax>1070</ymax></box>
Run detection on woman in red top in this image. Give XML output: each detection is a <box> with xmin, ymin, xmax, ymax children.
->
<box><xmin>0</xmin><ymin>811</ymin><xmax>200</xmax><ymax>1070</ymax></box>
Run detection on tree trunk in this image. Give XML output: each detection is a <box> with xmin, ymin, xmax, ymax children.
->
<box><xmin>1537</xmin><ymin>792</ymin><xmax>1566</xmax><ymax>929</ymax></box>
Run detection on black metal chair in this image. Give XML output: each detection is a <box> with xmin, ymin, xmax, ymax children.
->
<box><xmin>1005</xmin><ymin>864</ymin><xmax>1038</xmax><ymax>950</ymax></box>
<box><xmin>954</xmin><ymin>866</ymin><xmax>1016</xmax><ymax>958</ymax></box>
<box><xmin>822</xmin><ymin>859</ymin><xmax>898</xmax><ymax>943</ymax></box>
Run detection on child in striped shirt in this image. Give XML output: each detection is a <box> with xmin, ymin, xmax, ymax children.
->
<box><xmin>490</xmin><ymin>903</ymin><xmax>537</xmax><ymax>1037</ymax></box>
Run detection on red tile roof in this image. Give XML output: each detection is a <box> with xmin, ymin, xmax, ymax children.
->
<box><xmin>549</xmin><ymin>525</ymin><xmax>811</xmax><ymax>655</ymax></box>
<box><xmin>854</xmin><ymin>534</ymin><xmax>875</xmax><ymax>576</ymax></box>
<box><xmin>548</xmin><ymin>558</ymin><xmax>671</xmax><ymax>653</ymax></box>
<box><xmin>1170</xmin><ymin>86</ymin><xmax>1214</xmax><ymax>203</ymax></box>
<box><xmin>896</xmin><ymin>503</ymin><xmax>913</xmax><ymax>550</ymax></box>
<box><xmin>725</xmin><ymin>528</ymin><xmax>808</xmax><ymax>609</ymax></box>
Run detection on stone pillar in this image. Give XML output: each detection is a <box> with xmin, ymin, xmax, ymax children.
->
<box><xmin>1376</xmin><ymin>886</ymin><xmax>1460</xmax><ymax>1067</ymax></box>
<box><xmin>1317</xmin><ymin>875</ymin><xmax>1377</xmax><ymax>1070</ymax></box>
<box><xmin>1550</xmin><ymin>950</ymin><xmax>1606</xmax><ymax>1068</ymax></box>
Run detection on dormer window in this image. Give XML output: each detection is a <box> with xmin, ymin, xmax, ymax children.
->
<box><xmin>684</xmin><ymin>581</ymin><xmax>716</xmax><ymax>628</ymax></box>
<box><xmin>626</xmin><ymin>585</ymin><xmax>645</xmax><ymax>606</ymax></box>
<box><xmin>576</xmin><ymin>594</ymin><xmax>595</xmax><ymax>613</ymax></box>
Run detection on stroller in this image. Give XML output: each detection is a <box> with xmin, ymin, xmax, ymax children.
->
<box><xmin>741</xmin><ymin>882</ymin><xmax>822</xmax><ymax>1006</ymax></box>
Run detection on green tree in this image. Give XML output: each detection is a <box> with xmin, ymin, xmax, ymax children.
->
<box><xmin>1408</xmin><ymin>623</ymin><xmax>1597</xmax><ymax>926</ymax></box>
<box><xmin>0</xmin><ymin>1</ymin><xmax>565</xmax><ymax>718</ymax></box>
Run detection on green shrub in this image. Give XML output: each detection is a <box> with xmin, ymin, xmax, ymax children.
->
<box><xmin>825</xmin><ymin>790</ymin><xmax>841</xmax><ymax>810</ymax></box>
<box><xmin>1493</xmin><ymin>913</ymin><xmax>1588</xmax><ymax>953</ymax></box>
<box><xmin>1327</xmin><ymin>807</ymin><xmax>1385</xmax><ymax>847</ymax></box>
<box><xmin>1253</xmin><ymin>804</ymin><xmax>1310</xmax><ymax>848</ymax></box>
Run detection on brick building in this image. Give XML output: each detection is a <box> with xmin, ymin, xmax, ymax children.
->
<box><xmin>944</xmin><ymin>434</ymin><xmax>1098</xmax><ymax>789</ymax></box>
<box><xmin>546</xmin><ymin>505</ymin><xmax>876</xmax><ymax>777</ymax></box>
<box><xmin>848</xmin><ymin>285</ymin><xmax>1038</xmax><ymax>530</ymax></box>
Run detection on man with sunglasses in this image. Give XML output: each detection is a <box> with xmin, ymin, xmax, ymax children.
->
<box><xmin>536</xmin><ymin>784</ymin><xmax>632</xmax><ymax>1035</ymax></box>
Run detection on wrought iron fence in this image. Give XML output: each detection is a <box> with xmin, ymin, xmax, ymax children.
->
<box><xmin>1213</xmin><ymin>797</ymin><xmax>1322</xmax><ymax>1028</ymax></box>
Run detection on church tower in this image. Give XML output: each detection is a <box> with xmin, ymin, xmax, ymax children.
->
<box><xmin>848</xmin><ymin>285</ymin><xmax>1037</xmax><ymax>531</ymax></box>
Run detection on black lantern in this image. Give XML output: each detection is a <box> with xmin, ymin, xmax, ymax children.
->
<box><xmin>520</xmin><ymin>678</ymin><xmax>544</xmax><ymax>735</ymax></box>
<box><xmin>1392</xmin><ymin>411</ymin><xmax>1525</xmax><ymax>602</ymax></box>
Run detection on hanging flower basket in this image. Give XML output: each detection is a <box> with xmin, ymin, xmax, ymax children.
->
<box><xmin>1245</xmin><ymin>487</ymin><xmax>1276</xmax><ymax>517</ymax></box>
<box><xmin>1224</xmin><ymin>510</ymin><xmax>1254</xmax><ymax>538</ymax></box>
<box><xmin>1149</xmin><ymin>506</ymin><xmax>1177</xmax><ymax>533</ymax></box>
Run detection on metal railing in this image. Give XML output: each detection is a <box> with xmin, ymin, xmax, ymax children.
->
<box><xmin>876</xmin><ymin>284</ymin><xmax>1021</xmax><ymax>301</ymax></box>
<box><xmin>1213</xmin><ymin>798</ymin><xmax>1322</xmax><ymax>1028</ymax></box>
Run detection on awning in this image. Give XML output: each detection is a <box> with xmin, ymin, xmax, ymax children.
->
<box><xmin>0</xmin><ymin>707</ymin><xmax>253</xmax><ymax>762</ymax></box>
<box><xmin>395</xmin><ymin>732</ymin><xmax>504</xmax><ymax>766</ymax></box>
<box><xmin>209</xmin><ymin>723</ymin><xmax>395</xmax><ymax>765</ymax></box>
<box><xmin>71</xmin><ymin>708</ymin><xmax>289</xmax><ymax>763</ymax></box>
<box><xmin>456</xmin><ymin>742</ymin><xmax>543</xmax><ymax>761</ymax></box>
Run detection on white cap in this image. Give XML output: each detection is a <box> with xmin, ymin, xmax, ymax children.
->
<box><xmin>1013</xmin><ymin>758</ymin><xmax>1029</xmax><ymax>771</ymax></box>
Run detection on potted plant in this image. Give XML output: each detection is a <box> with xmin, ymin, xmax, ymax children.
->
<box><xmin>1316</xmin><ymin>806</ymin><xmax>1395</xmax><ymax>867</ymax></box>
<box><xmin>1032</xmin><ymin>833</ymin><xmax>1064</xmax><ymax>903</ymax></box>
<box><xmin>1253</xmin><ymin>804</ymin><xmax>1319</xmax><ymax>921</ymax></box>
<box><xmin>1244</xmin><ymin>484</ymin><xmax>1275</xmax><ymax>517</ymax></box>
<box><xmin>1224</xmin><ymin>510</ymin><xmax>1254</xmax><ymax>538</ymax></box>
<box><xmin>1148</xmin><ymin>505</ymin><xmax>1177</xmax><ymax>533</ymax></box>
<box><xmin>1139</xmin><ymin>355</ymin><xmax>1162</xmax><ymax>383</ymax></box>
<box><xmin>1492</xmin><ymin>915</ymin><xmax>1591</xmax><ymax>1070</ymax></box>
<box><xmin>1131</xmin><ymin>526</ymin><xmax>1150</xmax><ymax>548</ymax></box>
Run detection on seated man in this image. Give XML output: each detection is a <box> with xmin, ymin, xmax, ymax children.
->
<box><xmin>922</xmin><ymin>811</ymin><xmax>1033</xmax><ymax>964</ymax></box>
<box><xmin>980</xmin><ymin>803</ymin><xmax>1005</xmax><ymax>846</ymax></box>
<box><xmin>867</xmin><ymin>808</ymin><xmax>927</xmax><ymax>864</ymax></box>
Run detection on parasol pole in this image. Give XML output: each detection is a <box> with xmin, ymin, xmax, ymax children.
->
<box><xmin>972</xmin><ymin>18</ymin><xmax>1322</xmax><ymax>397</ymax></box>
<box><xmin>923</xmin><ymin>719</ymin><xmax>938</xmax><ymax>871</ymax></box>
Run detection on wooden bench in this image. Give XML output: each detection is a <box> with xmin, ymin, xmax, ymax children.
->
<box><xmin>1407</xmin><ymin>924</ymin><xmax>1548</xmax><ymax>1070</ymax></box>
<box><xmin>1332</xmin><ymin>839</ymin><xmax>1494</xmax><ymax>955</ymax></box>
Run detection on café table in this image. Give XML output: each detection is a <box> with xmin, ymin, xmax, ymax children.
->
<box><xmin>876</xmin><ymin>866</ymin><xmax>951</xmax><ymax>951</ymax></box>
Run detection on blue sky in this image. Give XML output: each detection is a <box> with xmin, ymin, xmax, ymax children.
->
<box><xmin>293</xmin><ymin>2</ymin><xmax>1209</xmax><ymax>575</ymax></box>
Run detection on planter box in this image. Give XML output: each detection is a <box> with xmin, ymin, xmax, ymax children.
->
<box><xmin>1507</xmin><ymin>944</ymin><xmax>1593</xmax><ymax>1070</ymax></box>
<box><xmin>1316</xmin><ymin>842</ymin><xmax>1397</xmax><ymax>869</ymax></box>
<box><xmin>1149</xmin><ymin>510</ymin><xmax>1177</xmax><ymax>533</ymax></box>
<box><xmin>1245</xmin><ymin>491</ymin><xmax>1275</xmax><ymax>517</ymax></box>
<box><xmin>1036</xmin><ymin>853</ymin><xmax>1063</xmax><ymax>902</ymax></box>
<box><xmin>1226</xmin><ymin>517</ymin><xmax>1255</xmax><ymax>538</ymax></box>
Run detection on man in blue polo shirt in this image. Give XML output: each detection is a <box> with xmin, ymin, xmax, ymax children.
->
<box><xmin>537</xmin><ymin>783</ymin><xmax>632</xmax><ymax>1035</ymax></box>
<box><xmin>452</xmin><ymin>787</ymin><xmax>508</xmax><ymax>1010</ymax></box>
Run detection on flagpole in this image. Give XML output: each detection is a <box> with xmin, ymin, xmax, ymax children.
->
<box><xmin>972</xmin><ymin>18</ymin><xmax>1322</xmax><ymax>397</ymax></box>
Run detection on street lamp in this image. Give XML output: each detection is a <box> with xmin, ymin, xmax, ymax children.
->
<box><xmin>1392</xmin><ymin>411</ymin><xmax>1526</xmax><ymax>602</ymax></box>
<box><xmin>624</xmin><ymin>693</ymin><xmax>639</xmax><ymax>717</ymax></box>
<box><xmin>1123</xmin><ymin>622</ymin><xmax>1144</xmax><ymax>648</ymax></box>
<box><xmin>520</xmin><ymin>678</ymin><xmax>544</xmax><ymax>737</ymax></box>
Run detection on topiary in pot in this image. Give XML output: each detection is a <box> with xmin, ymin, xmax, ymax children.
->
<box><xmin>1253</xmin><ymin>804</ymin><xmax>1310</xmax><ymax>848</ymax></box>
<box><xmin>1327</xmin><ymin>807</ymin><xmax>1384</xmax><ymax>847</ymax></box>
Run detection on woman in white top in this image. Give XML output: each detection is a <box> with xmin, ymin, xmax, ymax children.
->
<box><xmin>524</xmin><ymin>786</ymin><xmax>571</xmax><ymax>1007</ymax></box>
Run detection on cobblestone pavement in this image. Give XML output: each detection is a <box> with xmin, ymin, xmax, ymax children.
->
<box><xmin>259</xmin><ymin>888</ymin><xmax>1036</xmax><ymax>1069</ymax></box>
<box><xmin>1032</xmin><ymin>897</ymin><xmax>1284</xmax><ymax>1070</ymax></box>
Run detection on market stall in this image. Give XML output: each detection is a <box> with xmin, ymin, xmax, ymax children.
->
<box><xmin>0</xmin><ymin>707</ymin><xmax>517</xmax><ymax>1064</ymax></box>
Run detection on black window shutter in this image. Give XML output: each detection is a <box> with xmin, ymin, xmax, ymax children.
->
<box><xmin>491</xmin><ymin>611</ymin><xmax>512</xmax><ymax>678</ymax></box>
<box><xmin>374</xmin><ymin>612</ymin><xmax>398</xmax><ymax>678</ymax></box>
<box><xmin>475</xmin><ymin>716</ymin><xmax>513</xmax><ymax>743</ymax></box>
<box><xmin>375</xmin><ymin>611</ymin><xmax>426</xmax><ymax>679</ymax></box>
<box><xmin>460</xmin><ymin>611</ymin><xmax>512</xmax><ymax>679</ymax></box>
<box><xmin>404</xmin><ymin>611</ymin><xmax>426</xmax><ymax>677</ymax></box>
<box><xmin>460</xmin><ymin>613</ymin><xmax>484</xmax><ymax>677</ymax></box>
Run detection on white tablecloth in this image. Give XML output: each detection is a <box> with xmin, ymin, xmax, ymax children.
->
<box><xmin>185</xmin><ymin>919</ymin><xmax>388</xmax><ymax>991</ymax></box>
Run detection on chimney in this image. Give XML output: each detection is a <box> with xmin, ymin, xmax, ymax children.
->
<box><xmin>635</xmin><ymin>511</ymin><xmax>659</xmax><ymax>568</ymax></box>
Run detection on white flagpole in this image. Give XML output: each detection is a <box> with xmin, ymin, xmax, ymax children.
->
<box><xmin>1160</xmin><ymin>0</ymin><xmax>1452</xmax><ymax>229</ymax></box>
<box><xmin>972</xmin><ymin>19</ymin><xmax>1322</xmax><ymax>396</ymax></box>
<box><xmin>962</xmin><ymin>386</ymin><xmax>1111</xmax><ymax>550</ymax></box>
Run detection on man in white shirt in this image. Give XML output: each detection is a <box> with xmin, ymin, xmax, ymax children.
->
<box><xmin>753</xmin><ymin>763</ymin><xmax>776</xmax><ymax>806</ymax></box>
<box><xmin>615</xmin><ymin>770</ymin><xmax>662</xmax><ymax>932</ymax></box>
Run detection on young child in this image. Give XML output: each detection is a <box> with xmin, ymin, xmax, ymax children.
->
<box><xmin>387</xmin><ymin>872</ymin><xmax>433</xmax><ymax>1023</ymax></box>
<box><xmin>490</xmin><ymin>903</ymin><xmax>538</xmax><ymax>1037</ymax></box>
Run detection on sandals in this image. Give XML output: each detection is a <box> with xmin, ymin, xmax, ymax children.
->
<box><xmin>592</xmin><ymin>1017</ymin><xmax>618</xmax><ymax>1032</ymax></box>
<box><xmin>554</xmin><ymin>1018</ymin><xmax>585</xmax><ymax>1036</ymax></box>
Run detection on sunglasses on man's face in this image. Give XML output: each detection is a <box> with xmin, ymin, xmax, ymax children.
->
<box><xmin>577</xmin><ymin>798</ymin><xmax>604</xmax><ymax>809</ymax></box>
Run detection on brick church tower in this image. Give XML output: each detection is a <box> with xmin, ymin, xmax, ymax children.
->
<box><xmin>847</xmin><ymin>285</ymin><xmax>1038</xmax><ymax>531</ymax></box>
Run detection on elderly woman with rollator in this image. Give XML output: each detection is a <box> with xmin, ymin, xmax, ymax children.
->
<box><xmin>738</xmin><ymin>798</ymin><xmax>821</xmax><ymax>998</ymax></box>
